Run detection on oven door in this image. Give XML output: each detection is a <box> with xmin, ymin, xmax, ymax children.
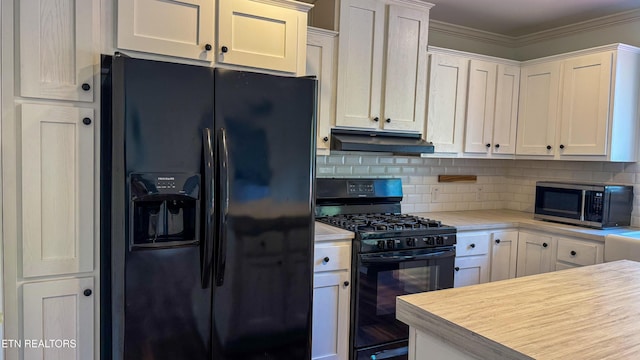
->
<box><xmin>354</xmin><ymin>247</ymin><xmax>455</xmax><ymax>359</ymax></box>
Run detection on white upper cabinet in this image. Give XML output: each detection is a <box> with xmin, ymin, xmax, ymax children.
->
<box><xmin>558</xmin><ymin>52</ymin><xmax>612</xmax><ymax>156</ymax></box>
<box><xmin>20</xmin><ymin>0</ymin><xmax>97</xmax><ymax>101</ymax></box>
<box><xmin>516</xmin><ymin>44</ymin><xmax>640</xmax><ymax>161</ymax></box>
<box><xmin>21</xmin><ymin>104</ymin><xmax>94</xmax><ymax>277</ymax></box>
<box><xmin>426</xmin><ymin>48</ymin><xmax>519</xmax><ymax>157</ymax></box>
<box><xmin>335</xmin><ymin>0</ymin><xmax>431</xmax><ymax>132</ymax></box>
<box><xmin>516</xmin><ymin>61</ymin><xmax>561</xmax><ymax>156</ymax></box>
<box><xmin>306</xmin><ymin>28</ymin><xmax>338</xmax><ymax>155</ymax></box>
<box><xmin>381</xmin><ymin>5</ymin><xmax>429</xmax><ymax>132</ymax></box>
<box><xmin>492</xmin><ymin>64</ymin><xmax>520</xmax><ymax>154</ymax></box>
<box><xmin>335</xmin><ymin>0</ymin><xmax>385</xmax><ymax>129</ymax></box>
<box><xmin>217</xmin><ymin>0</ymin><xmax>312</xmax><ymax>74</ymax></box>
<box><xmin>464</xmin><ymin>60</ymin><xmax>497</xmax><ymax>153</ymax></box>
<box><xmin>425</xmin><ymin>53</ymin><xmax>468</xmax><ymax>154</ymax></box>
<box><xmin>117</xmin><ymin>0</ymin><xmax>214</xmax><ymax>61</ymax></box>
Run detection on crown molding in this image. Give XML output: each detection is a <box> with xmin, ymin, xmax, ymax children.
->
<box><xmin>429</xmin><ymin>8</ymin><xmax>640</xmax><ymax>48</ymax></box>
<box><xmin>429</xmin><ymin>20</ymin><xmax>516</xmax><ymax>47</ymax></box>
<box><xmin>515</xmin><ymin>8</ymin><xmax>640</xmax><ymax>46</ymax></box>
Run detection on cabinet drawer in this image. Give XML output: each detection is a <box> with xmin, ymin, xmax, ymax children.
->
<box><xmin>456</xmin><ymin>234</ymin><xmax>490</xmax><ymax>257</ymax></box>
<box><xmin>556</xmin><ymin>238</ymin><xmax>600</xmax><ymax>266</ymax></box>
<box><xmin>314</xmin><ymin>244</ymin><xmax>350</xmax><ymax>273</ymax></box>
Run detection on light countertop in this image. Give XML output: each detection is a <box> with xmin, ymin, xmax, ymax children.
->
<box><xmin>412</xmin><ymin>209</ymin><xmax>639</xmax><ymax>242</ymax></box>
<box><xmin>314</xmin><ymin>221</ymin><xmax>354</xmax><ymax>242</ymax></box>
<box><xmin>397</xmin><ymin>260</ymin><xmax>640</xmax><ymax>360</ymax></box>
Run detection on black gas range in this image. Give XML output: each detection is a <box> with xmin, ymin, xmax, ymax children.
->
<box><xmin>316</xmin><ymin>178</ymin><xmax>457</xmax><ymax>360</ymax></box>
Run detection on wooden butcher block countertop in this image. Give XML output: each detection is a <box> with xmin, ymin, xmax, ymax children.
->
<box><xmin>397</xmin><ymin>260</ymin><xmax>640</xmax><ymax>360</ymax></box>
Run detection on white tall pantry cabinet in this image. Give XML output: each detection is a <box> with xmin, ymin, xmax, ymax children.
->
<box><xmin>3</xmin><ymin>0</ymin><xmax>100</xmax><ymax>359</ymax></box>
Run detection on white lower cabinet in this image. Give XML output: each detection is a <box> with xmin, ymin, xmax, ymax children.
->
<box><xmin>490</xmin><ymin>230</ymin><xmax>519</xmax><ymax>281</ymax></box>
<box><xmin>22</xmin><ymin>277</ymin><xmax>95</xmax><ymax>360</ymax></box>
<box><xmin>454</xmin><ymin>232</ymin><xmax>490</xmax><ymax>287</ymax></box>
<box><xmin>516</xmin><ymin>231</ymin><xmax>555</xmax><ymax>277</ymax></box>
<box><xmin>312</xmin><ymin>240</ymin><xmax>351</xmax><ymax>360</ymax></box>
<box><xmin>555</xmin><ymin>236</ymin><xmax>604</xmax><ymax>270</ymax></box>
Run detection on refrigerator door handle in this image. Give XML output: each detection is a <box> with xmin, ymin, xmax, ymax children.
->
<box><xmin>201</xmin><ymin>128</ymin><xmax>215</xmax><ymax>288</ymax></box>
<box><xmin>215</xmin><ymin>127</ymin><xmax>229</xmax><ymax>286</ymax></box>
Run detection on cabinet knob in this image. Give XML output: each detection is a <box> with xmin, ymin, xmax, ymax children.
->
<box><xmin>221</xmin><ymin>46</ymin><xmax>229</xmax><ymax>53</ymax></box>
<box><xmin>323</xmin><ymin>136</ymin><xmax>329</xmax><ymax>142</ymax></box>
<box><xmin>373</xmin><ymin>117</ymin><xmax>379</xmax><ymax>122</ymax></box>
<box><xmin>82</xmin><ymin>117</ymin><xmax>92</xmax><ymax>125</ymax></box>
<box><xmin>547</xmin><ymin>145</ymin><xmax>552</xmax><ymax>150</ymax></box>
<box><xmin>486</xmin><ymin>143</ymin><xmax>491</xmax><ymax>148</ymax></box>
<box><xmin>570</xmin><ymin>250</ymin><xmax>577</xmax><ymax>256</ymax></box>
<box><xmin>343</xmin><ymin>281</ymin><xmax>350</xmax><ymax>287</ymax></box>
<box><xmin>454</xmin><ymin>267</ymin><xmax>460</xmax><ymax>272</ymax></box>
<box><xmin>559</xmin><ymin>144</ymin><xmax>565</xmax><ymax>149</ymax></box>
<box><xmin>83</xmin><ymin>289</ymin><xmax>92</xmax><ymax>297</ymax></box>
<box><xmin>543</xmin><ymin>242</ymin><xmax>548</xmax><ymax>248</ymax></box>
<box><xmin>495</xmin><ymin>144</ymin><xmax>500</xmax><ymax>149</ymax></box>
<box><xmin>385</xmin><ymin>118</ymin><xmax>391</xmax><ymax>123</ymax></box>
<box><xmin>470</xmin><ymin>243</ymin><xmax>476</xmax><ymax>248</ymax></box>
<box><xmin>205</xmin><ymin>43</ymin><xmax>212</xmax><ymax>51</ymax></box>
<box><xmin>495</xmin><ymin>239</ymin><xmax>501</xmax><ymax>244</ymax></box>
<box><xmin>323</xmin><ymin>256</ymin><xmax>330</xmax><ymax>263</ymax></box>
<box><xmin>81</xmin><ymin>83</ymin><xmax>91</xmax><ymax>91</ymax></box>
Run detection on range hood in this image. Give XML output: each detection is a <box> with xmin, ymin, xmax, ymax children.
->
<box><xmin>330</xmin><ymin>129</ymin><xmax>435</xmax><ymax>155</ymax></box>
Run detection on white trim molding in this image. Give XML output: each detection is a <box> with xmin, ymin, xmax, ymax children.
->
<box><xmin>429</xmin><ymin>8</ymin><xmax>640</xmax><ymax>48</ymax></box>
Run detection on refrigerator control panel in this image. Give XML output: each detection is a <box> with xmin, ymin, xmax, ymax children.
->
<box><xmin>130</xmin><ymin>173</ymin><xmax>200</xmax><ymax>199</ymax></box>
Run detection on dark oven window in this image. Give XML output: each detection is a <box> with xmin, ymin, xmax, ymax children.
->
<box><xmin>355</xmin><ymin>248</ymin><xmax>455</xmax><ymax>350</ymax></box>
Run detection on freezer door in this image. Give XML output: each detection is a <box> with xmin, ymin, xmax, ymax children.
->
<box><xmin>212</xmin><ymin>68</ymin><xmax>316</xmax><ymax>359</ymax></box>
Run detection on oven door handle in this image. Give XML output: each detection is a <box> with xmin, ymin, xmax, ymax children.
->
<box><xmin>361</xmin><ymin>250</ymin><xmax>454</xmax><ymax>263</ymax></box>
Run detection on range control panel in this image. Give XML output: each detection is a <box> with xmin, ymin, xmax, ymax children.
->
<box><xmin>361</xmin><ymin>234</ymin><xmax>457</xmax><ymax>252</ymax></box>
<box><xmin>347</xmin><ymin>180</ymin><xmax>375</xmax><ymax>196</ymax></box>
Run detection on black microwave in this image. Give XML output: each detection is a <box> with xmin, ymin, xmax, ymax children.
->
<box><xmin>534</xmin><ymin>181</ymin><xmax>633</xmax><ymax>228</ymax></box>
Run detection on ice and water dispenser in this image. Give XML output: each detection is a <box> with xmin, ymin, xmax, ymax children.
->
<box><xmin>129</xmin><ymin>173</ymin><xmax>200</xmax><ymax>249</ymax></box>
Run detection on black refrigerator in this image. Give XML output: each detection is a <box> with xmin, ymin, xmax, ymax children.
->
<box><xmin>100</xmin><ymin>54</ymin><xmax>317</xmax><ymax>360</ymax></box>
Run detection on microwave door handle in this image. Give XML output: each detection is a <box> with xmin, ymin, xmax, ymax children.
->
<box><xmin>580</xmin><ymin>190</ymin><xmax>586</xmax><ymax>221</ymax></box>
<box><xmin>215</xmin><ymin>128</ymin><xmax>229</xmax><ymax>287</ymax></box>
<box><xmin>201</xmin><ymin>128</ymin><xmax>215</xmax><ymax>289</ymax></box>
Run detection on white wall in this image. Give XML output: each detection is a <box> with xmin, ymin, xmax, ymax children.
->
<box><xmin>317</xmin><ymin>154</ymin><xmax>640</xmax><ymax>226</ymax></box>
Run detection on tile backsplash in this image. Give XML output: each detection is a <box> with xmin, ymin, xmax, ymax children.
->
<box><xmin>317</xmin><ymin>153</ymin><xmax>640</xmax><ymax>226</ymax></box>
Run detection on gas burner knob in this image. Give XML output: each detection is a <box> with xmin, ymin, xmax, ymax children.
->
<box><xmin>406</xmin><ymin>238</ymin><xmax>417</xmax><ymax>247</ymax></box>
<box><xmin>386</xmin><ymin>240</ymin><xmax>395</xmax><ymax>249</ymax></box>
<box><xmin>436</xmin><ymin>236</ymin><xmax>444</xmax><ymax>245</ymax></box>
<box><xmin>377</xmin><ymin>241</ymin><xmax>385</xmax><ymax>250</ymax></box>
<box><xmin>423</xmin><ymin>236</ymin><xmax>435</xmax><ymax>245</ymax></box>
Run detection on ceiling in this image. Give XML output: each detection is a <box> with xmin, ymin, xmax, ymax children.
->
<box><xmin>426</xmin><ymin>0</ymin><xmax>640</xmax><ymax>37</ymax></box>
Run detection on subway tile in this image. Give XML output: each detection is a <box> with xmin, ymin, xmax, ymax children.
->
<box><xmin>344</xmin><ymin>156</ymin><xmax>362</xmax><ymax>165</ymax></box>
<box><xmin>401</xmin><ymin>167</ymin><xmax>416</xmax><ymax>174</ymax></box>
<box><xmin>402</xmin><ymin>185</ymin><xmax>416</xmax><ymax>194</ymax></box>
<box><xmin>378</xmin><ymin>157</ymin><xmax>395</xmax><ymax>164</ymax></box>
<box><xmin>395</xmin><ymin>157</ymin><xmax>410</xmax><ymax>164</ymax></box>
<box><xmin>414</xmin><ymin>203</ymin><xmax>431</xmax><ymax>213</ymax></box>
<box><xmin>335</xmin><ymin>166</ymin><xmax>353</xmax><ymax>175</ymax></box>
<box><xmin>327</xmin><ymin>156</ymin><xmax>345</xmax><ymax>165</ymax></box>
<box><xmin>386</xmin><ymin>167</ymin><xmax>401</xmax><ymax>174</ymax></box>
<box><xmin>370</xmin><ymin>166</ymin><xmax>387</xmax><ymax>174</ymax></box>
<box><xmin>353</xmin><ymin>166</ymin><xmax>370</xmax><ymax>174</ymax></box>
<box><xmin>361</xmin><ymin>156</ymin><xmax>379</xmax><ymax>165</ymax></box>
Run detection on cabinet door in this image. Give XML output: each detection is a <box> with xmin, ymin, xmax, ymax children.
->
<box><xmin>493</xmin><ymin>64</ymin><xmax>520</xmax><ymax>154</ymax></box>
<box><xmin>516</xmin><ymin>232</ymin><xmax>553</xmax><ymax>277</ymax></box>
<box><xmin>218</xmin><ymin>0</ymin><xmax>302</xmax><ymax>73</ymax></box>
<box><xmin>490</xmin><ymin>231</ymin><xmax>518</xmax><ymax>282</ymax></box>
<box><xmin>21</xmin><ymin>104</ymin><xmax>94</xmax><ymax>277</ymax></box>
<box><xmin>117</xmin><ymin>0</ymin><xmax>214</xmax><ymax>61</ymax></box>
<box><xmin>23</xmin><ymin>277</ymin><xmax>94</xmax><ymax>360</ymax></box>
<box><xmin>381</xmin><ymin>5</ymin><xmax>429</xmax><ymax>132</ymax></box>
<box><xmin>516</xmin><ymin>61</ymin><xmax>561</xmax><ymax>155</ymax></box>
<box><xmin>454</xmin><ymin>256</ymin><xmax>490</xmax><ymax>288</ymax></box>
<box><xmin>556</xmin><ymin>237</ymin><xmax>603</xmax><ymax>267</ymax></box>
<box><xmin>335</xmin><ymin>0</ymin><xmax>385</xmax><ymax>129</ymax></box>
<box><xmin>464</xmin><ymin>60</ymin><xmax>497</xmax><ymax>153</ymax></box>
<box><xmin>307</xmin><ymin>29</ymin><xmax>337</xmax><ymax>154</ymax></box>
<box><xmin>558</xmin><ymin>52</ymin><xmax>613</xmax><ymax>156</ymax></box>
<box><xmin>312</xmin><ymin>272</ymin><xmax>350</xmax><ymax>360</ymax></box>
<box><xmin>425</xmin><ymin>54</ymin><xmax>468</xmax><ymax>153</ymax></box>
<box><xmin>20</xmin><ymin>0</ymin><xmax>96</xmax><ymax>101</ymax></box>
